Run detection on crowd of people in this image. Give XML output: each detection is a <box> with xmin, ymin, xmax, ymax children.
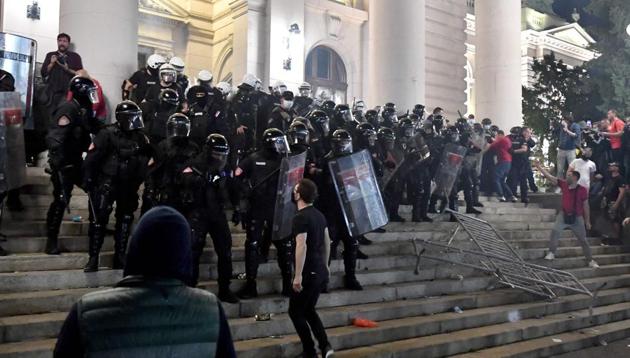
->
<box><xmin>0</xmin><ymin>32</ymin><xmax>629</xmax><ymax>357</ymax></box>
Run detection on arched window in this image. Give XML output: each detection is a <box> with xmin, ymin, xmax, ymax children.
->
<box><xmin>305</xmin><ymin>46</ymin><xmax>347</xmax><ymax>103</ymax></box>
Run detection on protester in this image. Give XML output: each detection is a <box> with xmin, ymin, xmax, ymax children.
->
<box><xmin>555</xmin><ymin>113</ymin><xmax>581</xmax><ymax>179</ymax></box>
<box><xmin>41</xmin><ymin>33</ymin><xmax>83</xmax><ymax>109</ymax></box>
<box><xmin>53</xmin><ymin>206</ymin><xmax>236</xmax><ymax>358</ymax></box>
<box><xmin>600</xmin><ymin>110</ymin><xmax>626</xmax><ymax>174</ymax></box>
<box><xmin>289</xmin><ymin>179</ymin><xmax>334</xmax><ymax>358</ymax></box>
<box><xmin>598</xmin><ymin>162</ymin><xmax>626</xmax><ymax>243</ymax></box>
<box><xmin>533</xmin><ymin>160</ymin><xmax>599</xmax><ymax>268</ymax></box>
<box><xmin>488</xmin><ymin>130</ymin><xmax>515</xmax><ymax>202</ymax></box>
<box><xmin>568</xmin><ymin>147</ymin><xmax>597</xmax><ymax>189</ymax></box>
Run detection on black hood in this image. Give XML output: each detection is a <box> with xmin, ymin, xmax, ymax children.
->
<box><xmin>124</xmin><ymin>206</ymin><xmax>192</xmax><ymax>284</ymax></box>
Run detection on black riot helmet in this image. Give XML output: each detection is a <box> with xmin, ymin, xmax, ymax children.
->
<box><xmin>443</xmin><ymin>126</ymin><xmax>460</xmax><ymax>143</ymax></box>
<box><xmin>308</xmin><ymin>110</ymin><xmax>330</xmax><ymax>138</ymax></box>
<box><xmin>115</xmin><ymin>101</ymin><xmax>144</xmax><ymax>131</ymax></box>
<box><xmin>166</xmin><ymin>113</ymin><xmax>191</xmax><ymax>138</ymax></box>
<box><xmin>159</xmin><ymin>88</ymin><xmax>180</xmax><ymax>108</ymax></box>
<box><xmin>413</xmin><ymin>104</ymin><xmax>425</xmax><ymax>117</ymax></box>
<box><xmin>205</xmin><ymin>133</ymin><xmax>229</xmax><ymax>170</ymax></box>
<box><xmin>262</xmin><ymin>128</ymin><xmax>290</xmax><ymax>155</ymax></box>
<box><xmin>377</xmin><ymin>127</ymin><xmax>396</xmax><ymax>151</ymax></box>
<box><xmin>331</xmin><ymin>129</ymin><xmax>353</xmax><ymax>156</ymax></box>
<box><xmin>399</xmin><ymin>118</ymin><xmax>415</xmax><ymax>138</ymax></box>
<box><xmin>292</xmin><ymin>116</ymin><xmax>314</xmax><ymax>132</ymax></box>
<box><xmin>287</xmin><ymin>121</ymin><xmax>310</xmax><ymax>145</ymax></box>
<box><xmin>381</xmin><ymin>107</ymin><xmax>398</xmax><ymax>128</ymax></box>
<box><xmin>432</xmin><ymin>114</ymin><xmax>444</xmax><ymax>132</ymax></box>
<box><xmin>455</xmin><ymin>117</ymin><xmax>470</xmax><ymax>134</ymax></box>
<box><xmin>365</xmin><ymin>109</ymin><xmax>379</xmax><ymax>128</ymax></box>
<box><xmin>421</xmin><ymin>119</ymin><xmax>434</xmax><ymax>135</ymax></box>
<box><xmin>186</xmin><ymin>85</ymin><xmax>209</xmax><ymax>107</ymax></box>
<box><xmin>321</xmin><ymin>100</ymin><xmax>336</xmax><ymax>113</ymax></box>
<box><xmin>69</xmin><ymin>76</ymin><xmax>98</xmax><ymax>108</ymax></box>
<box><xmin>334</xmin><ymin>104</ymin><xmax>354</xmax><ymax>124</ymax></box>
<box><xmin>384</xmin><ymin>102</ymin><xmax>396</xmax><ymax>111</ymax></box>
<box><xmin>509</xmin><ymin>126</ymin><xmax>522</xmax><ymax>136</ymax></box>
<box><xmin>356</xmin><ymin>122</ymin><xmax>377</xmax><ymax>149</ymax></box>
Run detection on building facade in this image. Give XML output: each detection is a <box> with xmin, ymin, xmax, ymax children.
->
<box><xmin>0</xmin><ymin>0</ymin><xmax>596</xmax><ymax>128</ymax></box>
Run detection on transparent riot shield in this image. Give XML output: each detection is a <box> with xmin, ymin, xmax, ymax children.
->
<box><xmin>328</xmin><ymin>149</ymin><xmax>388</xmax><ymax>236</ymax></box>
<box><xmin>272</xmin><ymin>152</ymin><xmax>306</xmax><ymax>241</ymax></box>
<box><xmin>0</xmin><ymin>33</ymin><xmax>37</xmax><ymax>129</ymax></box>
<box><xmin>0</xmin><ymin>92</ymin><xmax>26</xmax><ymax>191</ymax></box>
<box><xmin>432</xmin><ymin>143</ymin><xmax>467</xmax><ymax>197</ymax></box>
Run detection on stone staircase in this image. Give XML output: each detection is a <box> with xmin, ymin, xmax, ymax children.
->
<box><xmin>0</xmin><ymin>168</ymin><xmax>629</xmax><ymax>357</ymax></box>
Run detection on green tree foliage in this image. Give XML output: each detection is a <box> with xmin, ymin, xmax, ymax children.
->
<box><xmin>522</xmin><ymin>53</ymin><xmax>600</xmax><ymax>164</ymax></box>
<box><xmin>585</xmin><ymin>0</ymin><xmax>630</xmax><ymax>115</ymax></box>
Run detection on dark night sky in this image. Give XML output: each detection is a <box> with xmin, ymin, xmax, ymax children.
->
<box><xmin>551</xmin><ymin>0</ymin><xmax>602</xmax><ymax>28</ymax></box>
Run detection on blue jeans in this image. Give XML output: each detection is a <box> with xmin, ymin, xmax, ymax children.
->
<box><xmin>495</xmin><ymin>161</ymin><xmax>513</xmax><ymax>199</ymax></box>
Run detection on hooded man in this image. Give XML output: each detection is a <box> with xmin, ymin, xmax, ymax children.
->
<box><xmin>53</xmin><ymin>206</ymin><xmax>236</xmax><ymax>358</ymax></box>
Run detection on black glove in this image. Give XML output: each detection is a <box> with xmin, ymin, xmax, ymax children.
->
<box><xmin>231</xmin><ymin>209</ymin><xmax>241</xmax><ymax>226</ymax></box>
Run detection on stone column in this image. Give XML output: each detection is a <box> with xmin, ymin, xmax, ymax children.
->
<box><xmin>368</xmin><ymin>0</ymin><xmax>425</xmax><ymax>111</ymax></box>
<box><xmin>475</xmin><ymin>0</ymin><xmax>522</xmax><ymax>130</ymax></box>
<box><xmin>60</xmin><ymin>0</ymin><xmax>138</xmax><ymax>119</ymax></box>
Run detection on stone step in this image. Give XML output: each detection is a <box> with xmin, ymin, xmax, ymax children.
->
<box><xmin>452</xmin><ymin>319</ymin><xmax>630</xmax><ymax>358</ymax></box>
<box><xmin>398</xmin><ymin>212</ymin><xmax>557</xmax><ymax>223</ymax></box>
<box><xmin>397</xmin><ymin>204</ymin><xmax>550</xmax><ymax>214</ymax></box>
<box><xmin>386</xmin><ymin>221</ymin><xmax>556</xmax><ymax>232</ymax></box>
<box><xmin>15</xmin><ymin>194</ymin><xmax>89</xmax><ymax>209</ymax></box>
<box><xmin>0</xmin><ymin>236</ymin><xmax>612</xmax><ymax>274</ymax></box>
<box><xmin>332</xmin><ymin>301</ymin><xmax>630</xmax><ymax>358</ymax></box>
<box><xmin>1</xmin><ymin>241</ymin><xmax>624</xmax><ymax>294</ymax></box>
<box><xmin>0</xmin><ymin>228</ymin><xmax>580</xmax><ymax>254</ymax></box>
<box><xmin>0</xmin><ymin>275</ymin><xmax>625</xmax><ymax>349</ymax></box>
<box><xmin>2</xmin><ymin>207</ymin><xmax>91</xmax><ymax>222</ymax></box>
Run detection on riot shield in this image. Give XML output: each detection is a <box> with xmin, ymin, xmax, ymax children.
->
<box><xmin>272</xmin><ymin>152</ymin><xmax>306</xmax><ymax>241</ymax></box>
<box><xmin>329</xmin><ymin>149</ymin><xmax>388</xmax><ymax>236</ymax></box>
<box><xmin>0</xmin><ymin>92</ymin><xmax>26</xmax><ymax>192</ymax></box>
<box><xmin>0</xmin><ymin>33</ymin><xmax>37</xmax><ymax>129</ymax></box>
<box><xmin>378</xmin><ymin>146</ymin><xmax>404</xmax><ymax>190</ymax></box>
<box><xmin>432</xmin><ymin>143</ymin><xmax>467</xmax><ymax>197</ymax></box>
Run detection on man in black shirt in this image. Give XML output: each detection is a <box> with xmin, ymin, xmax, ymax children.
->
<box><xmin>122</xmin><ymin>54</ymin><xmax>165</xmax><ymax>104</ymax></box>
<box><xmin>41</xmin><ymin>33</ymin><xmax>83</xmax><ymax>109</ymax></box>
<box><xmin>289</xmin><ymin>178</ymin><xmax>333</xmax><ymax>358</ymax></box>
<box><xmin>602</xmin><ymin>162</ymin><xmax>626</xmax><ymax>243</ymax></box>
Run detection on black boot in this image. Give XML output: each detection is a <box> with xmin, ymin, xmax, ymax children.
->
<box><xmin>84</xmin><ymin>223</ymin><xmax>105</xmax><ymax>273</ymax></box>
<box><xmin>357</xmin><ymin>249</ymin><xmax>369</xmax><ymax>260</ymax></box>
<box><xmin>6</xmin><ymin>189</ymin><xmax>24</xmax><ymax>212</ymax></box>
<box><xmin>236</xmin><ymin>279</ymin><xmax>258</xmax><ymax>299</ymax></box>
<box><xmin>357</xmin><ymin>235</ymin><xmax>373</xmax><ymax>245</ymax></box>
<box><xmin>237</xmin><ymin>239</ymin><xmax>260</xmax><ymax>299</ymax></box>
<box><xmin>0</xmin><ymin>246</ymin><xmax>8</xmax><ymax>256</ymax></box>
<box><xmin>329</xmin><ymin>240</ymin><xmax>339</xmax><ymax>260</ymax></box>
<box><xmin>343</xmin><ymin>242</ymin><xmax>363</xmax><ymax>291</ymax></box>
<box><xmin>428</xmin><ymin>195</ymin><xmax>438</xmax><ymax>214</ymax></box>
<box><xmin>218</xmin><ymin>282</ymin><xmax>239</xmax><ymax>303</ymax></box>
<box><xmin>112</xmin><ymin>215</ymin><xmax>133</xmax><ymax>270</ymax></box>
<box><xmin>44</xmin><ymin>202</ymin><xmax>65</xmax><ymax>255</ymax></box>
<box><xmin>466</xmin><ymin>206</ymin><xmax>482</xmax><ymax>215</ymax></box>
<box><xmin>389</xmin><ymin>213</ymin><xmax>406</xmax><ymax>222</ymax></box>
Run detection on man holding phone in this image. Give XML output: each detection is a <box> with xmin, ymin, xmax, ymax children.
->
<box><xmin>41</xmin><ymin>33</ymin><xmax>83</xmax><ymax>109</ymax></box>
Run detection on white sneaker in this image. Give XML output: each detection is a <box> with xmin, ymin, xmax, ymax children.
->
<box><xmin>544</xmin><ymin>252</ymin><xmax>555</xmax><ymax>260</ymax></box>
<box><xmin>588</xmin><ymin>260</ymin><xmax>600</xmax><ymax>269</ymax></box>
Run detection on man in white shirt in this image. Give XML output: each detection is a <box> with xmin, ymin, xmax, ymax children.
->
<box><xmin>568</xmin><ymin>147</ymin><xmax>597</xmax><ymax>189</ymax></box>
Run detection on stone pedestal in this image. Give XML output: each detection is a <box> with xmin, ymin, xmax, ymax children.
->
<box><xmin>368</xmin><ymin>0</ymin><xmax>425</xmax><ymax>111</ymax></box>
<box><xmin>60</xmin><ymin>0</ymin><xmax>138</xmax><ymax>119</ymax></box>
<box><xmin>475</xmin><ymin>0</ymin><xmax>522</xmax><ymax>130</ymax></box>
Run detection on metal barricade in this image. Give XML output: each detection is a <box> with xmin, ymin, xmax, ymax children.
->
<box><xmin>412</xmin><ymin>209</ymin><xmax>592</xmax><ymax>299</ymax></box>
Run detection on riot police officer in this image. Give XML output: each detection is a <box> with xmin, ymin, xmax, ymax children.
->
<box><xmin>365</xmin><ymin>109</ymin><xmax>380</xmax><ymax>131</ymax></box>
<box><xmin>197</xmin><ymin>69</ymin><xmax>214</xmax><ymax>91</ymax></box>
<box><xmin>123</xmin><ymin>54</ymin><xmax>165</xmax><ymax>104</ymax></box>
<box><xmin>332</xmin><ymin>104</ymin><xmax>359</xmax><ymax>134</ymax></box>
<box><xmin>44</xmin><ymin>76</ymin><xmax>102</xmax><ymax>255</ymax></box>
<box><xmin>82</xmin><ymin>101</ymin><xmax>151</xmax><ymax>272</ymax></box>
<box><xmin>186</xmin><ymin>133</ymin><xmax>239</xmax><ymax>303</ymax></box>
<box><xmin>507</xmin><ymin>126</ymin><xmax>530</xmax><ymax>203</ymax></box>
<box><xmin>234</xmin><ymin>128</ymin><xmax>293</xmax><ymax>299</ymax></box>
<box><xmin>456</xmin><ymin>118</ymin><xmax>483</xmax><ymax>214</ymax></box>
<box><xmin>380</xmin><ymin>105</ymin><xmax>398</xmax><ymax>129</ymax></box>
<box><xmin>319</xmin><ymin>129</ymin><xmax>363</xmax><ymax>290</ymax></box>
<box><xmin>307</xmin><ymin>110</ymin><xmax>331</xmax><ymax>165</ymax></box>
<box><xmin>186</xmin><ymin>85</ymin><xmax>228</xmax><ymax>146</ymax></box>
<box><xmin>229</xmin><ymin>74</ymin><xmax>260</xmax><ymax>157</ymax></box>
<box><xmin>142</xmin><ymin>88</ymin><xmax>180</xmax><ymax>145</ymax></box>
<box><xmin>142</xmin><ymin>113</ymin><xmax>200</xmax><ymax>215</ymax></box>
<box><xmin>293</xmin><ymin>82</ymin><xmax>314</xmax><ymax>117</ymax></box>
<box><xmin>169</xmin><ymin>56</ymin><xmax>189</xmax><ymax>94</ymax></box>
<box><xmin>268</xmin><ymin>91</ymin><xmax>296</xmax><ymax>132</ymax></box>
<box><xmin>143</xmin><ymin>63</ymin><xmax>184</xmax><ymax>106</ymax></box>
<box><xmin>320</xmin><ymin>100</ymin><xmax>336</xmax><ymax>121</ymax></box>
